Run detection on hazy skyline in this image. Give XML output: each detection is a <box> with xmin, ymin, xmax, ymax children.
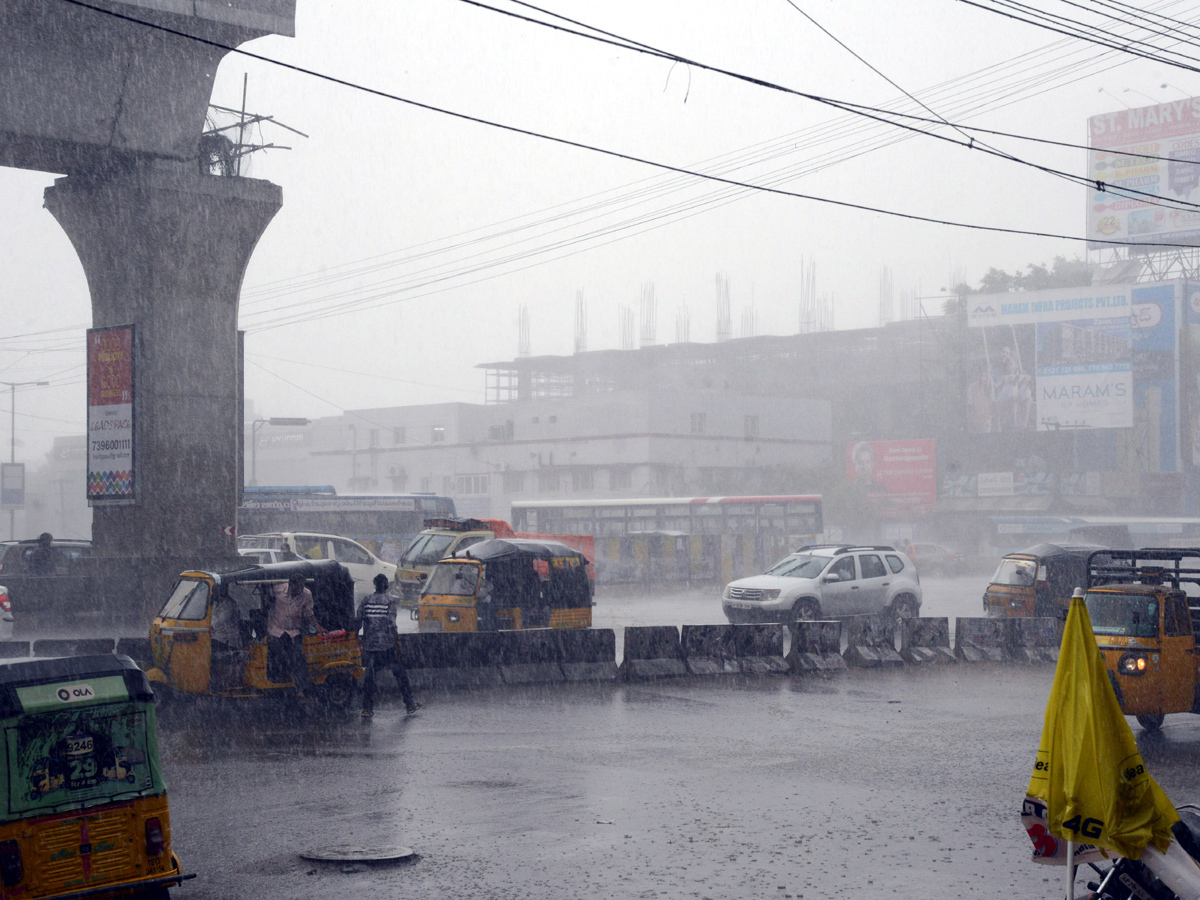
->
<box><xmin>3</xmin><ymin>0</ymin><xmax>1197</xmax><ymax>464</ymax></box>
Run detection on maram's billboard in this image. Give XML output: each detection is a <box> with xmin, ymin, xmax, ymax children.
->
<box><xmin>1088</xmin><ymin>97</ymin><xmax>1200</xmax><ymax>248</ymax></box>
<box><xmin>966</xmin><ymin>282</ymin><xmax>1181</xmax><ymax>472</ymax></box>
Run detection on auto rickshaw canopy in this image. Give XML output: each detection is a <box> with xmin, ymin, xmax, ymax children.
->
<box><xmin>452</xmin><ymin>538</ymin><xmax>591</xmax><ymax>611</ymax></box>
<box><xmin>203</xmin><ymin>558</ymin><xmax>356</xmax><ymax>632</ymax></box>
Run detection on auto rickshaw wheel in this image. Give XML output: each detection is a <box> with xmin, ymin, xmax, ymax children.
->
<box><xmin>1136</xmin><ymin>713</ymin><xmax>1165</xmax><ymax>733</ymax></box>
<box><xmin>319</xmin><ymin>673</ymin><xmax>355</xmax><ymax>710</ymax></box>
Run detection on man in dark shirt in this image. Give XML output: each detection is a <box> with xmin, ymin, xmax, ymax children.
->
<box><xmin>354</xmin><ymin>574</ymin><xmax>420</xmax><ymax>718</ymax></box>
<box><xmin>28</xmin><ymin>533</ymin><xmax>60</xmax><ymax>575</ymax></box>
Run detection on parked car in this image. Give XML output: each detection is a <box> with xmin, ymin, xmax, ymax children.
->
<box><xmin>0</xmin><ymin>537</ymin><xmax>92</xmax><ymax>633</ymax></box>
<box><xmin>721</xmin><ymin>544</ymin><xmax>921</xmax><ymax>624</ymax></box>
<box><xmin>237</xmin><ymin>547</ymin><xmax>289</xmax><ymax>566</ymax></box>
<box><xmin>907</xmin><ymin>542</ymin><xmax>962</xmax><ymax>576</ymax></box>
<box><xmin>0</xmin><ymin>586</ymin><xmax>11</xmax><ymax>639</ymax></box>
<box><xmin>237</xmin><ymin>532</ymin><xmax>396</xmax><ymax>599</ymax></box>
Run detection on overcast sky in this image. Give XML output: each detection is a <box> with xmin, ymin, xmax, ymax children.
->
<box><xmin>2</xmin><ymin>0</ymin><xmax>1197</xmax><ymax>463</ymax></box>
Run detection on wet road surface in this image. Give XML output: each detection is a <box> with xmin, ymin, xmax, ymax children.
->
<box><xmin>159</xmin><ymin>657</ymin><xmax>1200</xmax><ymax>900</ymax></box>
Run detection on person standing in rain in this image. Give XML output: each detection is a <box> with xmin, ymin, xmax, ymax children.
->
<box><xmin>266</xmin><ymin>573</ymin><xmax>324</xmax><ymax>698</ymax></box>
<box><xmin>355</xmin><ymin>574</ymin><xmax>420</xmax><ymax>718</ymax></box>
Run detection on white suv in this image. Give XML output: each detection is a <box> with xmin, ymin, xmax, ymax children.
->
<box><xmin>721</xmin><ymin>545</ymin><xmax>921</xmax><ymax>623</ymax></box>
<box><xmin>238</xmin><ymin>532</ymin><xmax>397</xmax><ymax>600</ymax></box>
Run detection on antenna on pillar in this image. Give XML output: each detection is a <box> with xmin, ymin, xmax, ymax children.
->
<box><xmin>518</xmin><ymin>305</ymin><xmax>531</xmax><ymax>357</ymax></box>
<box><xmin>799</xmin><ymin>259</ymin><xmax>817</xmax><ymax>334</ymax></box>
<box><xmin>878</xmin><ymin>266</ymin><xmax>894</xmax><ymax>326</ymax></box>
<box><xmin>675</xmin><ymin>305</ymin><xmax>690</xmax><ymax>343</ymax></box>
<box><xmin>202</xmin><ymin>74</ymin><xmax>308</xmax><ymax>177</ymax></box>
<box><xmin>715</xmin><ymin>273</ymin><xmax>731</xmax><ymax>342</ymax></box>
<box><xmin>639</xmin><ymin>282</ymin><xmax>657</xmax><ymax>348</ymax></box>
<box><xmin>574</xmin><ymin>290</ymin><xmax>587</xmax><ymax>354</ymax></box>
<box><xmin>619</xmin><ymin>305</ymin><xmax>635</xmax><ymax>350</ymax></box>
<box><xmin>739</xmin><ymin>304</ymin><xmax>757</xmax><ymax>338</ymax></box>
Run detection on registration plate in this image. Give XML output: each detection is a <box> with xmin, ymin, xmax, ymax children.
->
<box><xmin>726</xmin><ymin>601</ymin><xmax>753</xmax><ymax>609</ymax></box>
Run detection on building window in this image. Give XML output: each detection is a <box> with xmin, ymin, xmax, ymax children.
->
<box><xmin>389</xmin><ymin>472</ymin><xmax>408</xmax><ymax>491</ymax></box>
<box><xmin>744</xmin><ymin>415</ymin><xmax>759</xmax><ymax>438</ymax></box>
<box><xmin>369</xmin><ymin>428</ymin><xmax>379</xmax><ymax>448</ymax></box>
<box><xmin>420</xmin><ymin>475</ymin><xmax>431</xmax><ymax>492</ymax></box>
<box><xmin>548</xmin><ymin>415</ymin><xmax>557</xmax><ymax>424</ymax></box>
<box><xmin>432</xmin><ymin>426</ymin><xmax>446</xmax><ymax>443</ymax></box>
<box><xmin>487</xmin><ymin>421</ymin><xmax>514</xmax><ymax>441</ymax></box>
<box><xmin>456</xmin><ymin>474</ymin><xmax>491</xmax><ymax>494</ymax></box>
<box><xmin>503</xmin><ymin>471</ymin><xmax>525</xmax><ymax>493</ymax></box>
<box><xmin>442</xmin><ymin>475</ymin><xmax>453</xmax><ymax>494</ymax></box>
<box><xmin>690</xmin><ymin>412</ymin><xmax>706</xmax><ymax>435</ymax></box>
<box><xmin>572</xmin><ymin>469</ymin><xmax>594</xmax><ymax>492</ymax></box>
<box><xmin>531</xmin><ymin>416</ymin><xmax>540</xmax><ymax>424</ymax></box>
<box><xmin>393</xmin><ymin>427</ymin><xmax>405</xmax><ymax>445</ymax></box>
<box><xmin>538</xmin><ymin>470</ymin><xmax>560</xmax><ymax>492</ymax></box>
<box><xmin>610</xmin><ymin>468</ymin><xmax>632</xmax><ymax>490</ymax></box>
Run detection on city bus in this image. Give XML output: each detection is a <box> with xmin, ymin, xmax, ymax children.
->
<box><xmin>238</xmin><ymin>487</ymin><xmax>455</xmax><ymax>562</ymax></box>
<box><xmin>510</xmin><ymin>495</ymin><xmax>823</xmax><ymax>586</ymax></box>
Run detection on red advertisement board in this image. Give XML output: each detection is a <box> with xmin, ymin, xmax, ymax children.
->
<box><xmin>845</xmin><ymin>439</ymin><xmax>936</xmax><ymax>517</ymax></box>
<box><xmin>87</xmin><ymin>325</ymin><xmax>135</xmax><ymax>503</ymax></box>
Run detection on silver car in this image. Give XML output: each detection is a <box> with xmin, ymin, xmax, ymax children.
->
<box><xmin>722</xmin><ymin>545</ymin><xmax>921</xmax><ymax>623</ymax></box>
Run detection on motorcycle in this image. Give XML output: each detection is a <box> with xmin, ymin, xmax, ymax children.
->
<box><xmin>1077</xmin><ymin>806</ymin><xmax>1200</xmax><ymax>900</ymax></box>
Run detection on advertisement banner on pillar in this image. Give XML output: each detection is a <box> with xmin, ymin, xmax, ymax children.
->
<box><xmin>87</xmin><ymin>325</ymin><xmax>135</xmax><ymax>505</ymax></box>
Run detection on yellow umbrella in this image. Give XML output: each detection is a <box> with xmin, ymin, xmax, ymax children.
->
<box><xmin>1023</xmin><ymin>592</ymin><xmax>1179</xmax><ymax>894</ymax></box>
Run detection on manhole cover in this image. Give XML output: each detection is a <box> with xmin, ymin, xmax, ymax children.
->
<box><xmin>299</xmin><ymin>845</ymin><xmax>416</xmax><ymax>864</ymax></box>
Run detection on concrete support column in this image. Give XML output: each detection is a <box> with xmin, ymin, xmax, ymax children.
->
<box><xmin>44</xmin><ymin>163</ymin><xmax>281</xmax><ymax>624</ymax></box>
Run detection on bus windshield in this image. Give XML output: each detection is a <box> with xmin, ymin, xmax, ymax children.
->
<box><xmin>424</xmin><ymin>562</ymin><xmax>480</xmax><ymax>596</ymax></box>
<box><xmin>400</xmin><ymin>534</ymin><xmax>456</xmax><ymax>567</ymax></box>
<box><xmin>1086</xmin><ymin>592</ymin><xmax>1160</xmax><ymax>638</ymax></box>
<box><xmin>4</xmin><ymin>704</ymin><xmax>164</xmax><ymax>820</ymax></box>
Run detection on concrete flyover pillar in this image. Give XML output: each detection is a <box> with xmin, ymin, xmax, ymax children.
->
<box><xmin>45</xmin><ymin>163</ymin><xmax>282</xmax><ymax>624</ymax></box>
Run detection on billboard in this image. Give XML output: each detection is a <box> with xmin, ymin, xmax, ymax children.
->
<box><xmin>846</xmin><ymin>439</ymin><xmax>936</xmax><ymax>517</ymax></box>
<box><xmin>87</xmin><ymin>325</ymin><xmax>135</xmax><ymax>504</ymax></box>
<box><xmin>967</xmin><ymin>282</ymin><xmax>1182</xmax><ymax>469</ymax></box>
<box><xmin>0</xmin><ymin>464</ymin><xmax>24</xmax><ymax>511</ymax></box>
<box><xmin>1087</xmin><ymin>97</ymin><xmax>1200</xmax><ymax>248</ymax></box>
<box><xmin>968</xmin><ymin>285</ymin><xmax>1134</xmax><ymax>431</ymax></box>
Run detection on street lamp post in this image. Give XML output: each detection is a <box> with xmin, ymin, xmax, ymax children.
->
<box><xmin>3</xmin><ymin>380</ymin><xmax>50</xmax><ymax>540</ymax></box>
<box><xmin>249</xmin><ymin>417</ymin><xmax>310</xmax><ymax>487</ymax></box>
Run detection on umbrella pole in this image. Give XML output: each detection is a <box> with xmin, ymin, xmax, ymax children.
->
<box><xmin>1066</xmin><ymin>839</ymin><xmax>1075</xmax><ymax>900</ymax></box>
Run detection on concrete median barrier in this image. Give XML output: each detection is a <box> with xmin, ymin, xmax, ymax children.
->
<box><xmin>497</xmin><ymin>628</ymin><xmax>565</xmax><ymax>685</ymax></box>
<box><xmin>900</xmin><ymin>617</ymin><xmax>956</xmax><ymax>665</ymax></box>
<box><xmin>731</xmin><ymin>624</ymin><xmax>788</xmax><ymax>674</ymax></box>
<box><xmin>954</xmin><ymin>617</ymin><xmax>1010</xmax><ymax>662</ymax></box>
<box><xmin>842</xmin><ymin>615</ymin><xmax>903</xmax><ymax>668</ymax></box>
<box><xmin>1007</xmin><ymin>617</ymin><xmax>1063</xmax><ymax>663</ymax></box>
<box><xmin>115</xmin><ymin>638</ymin><xmax>153</xmax><ymax>669</ymax></box>
<box><xmin>619</xmin><ymin>626</ymin><xmax>687</xmax><ymax>681</ymax></box>
<box><xmin>397</xmin><ymin>632</ymin><xmax>504</xmax><ymax>690</ymax></box>
<box><xmin>786</xmin><ymin>621</ymin><xmax>845</xmax><ymax>674</ymax></box>
<box><xmin>32</xmin><ymin>638</ymin><xmax>116</xmax><ymax>658</ymax></box>
<box><xmin>0</xmin><ymin>641</ymin><xmax>30</xmax><ymax>659</ymax></box>
<box><xmin>554</xmin><ymin>629</ymin><xmax>618</xmax><ymax>682</ymax></box>
<box><xmin>681</xmin><ymin>625</ymin><xmax>738</xmax><ymax>675</ymax></box>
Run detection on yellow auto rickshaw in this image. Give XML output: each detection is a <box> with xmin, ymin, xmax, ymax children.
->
<box><xmin>0</xmin><ymin>654</ymin><xmax>193</xmax><ymax>899</ymax></box>
<box><xmin>983</xmin><ymin>543</ymin><xmax>1109</xmax><ymax>617</ymax></box>
<box><xmin>1085</xmin><ymin>548</ymin><xmax>1200</xmax><ymax>732</ymax></box>
<box><xmin>148</xmin><ymin>559</ymin><xmax>362</xmax><ymax>708</ymax></box>
<box><xmin>418</xmin><ymin>538</ymin><xmax>592</xmax><ymax>632</ymax></box>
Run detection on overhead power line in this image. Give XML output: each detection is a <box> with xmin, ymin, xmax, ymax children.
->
<box><xmin>57</xmin><ymin>0</ymin><xmax>1200</xmax><ymax>244</ymax></box>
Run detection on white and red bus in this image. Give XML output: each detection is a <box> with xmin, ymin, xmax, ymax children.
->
<box><xmin>510</xmin><ymin>495</ymin><xmax>823</xmax><ymax>586</ymax></box>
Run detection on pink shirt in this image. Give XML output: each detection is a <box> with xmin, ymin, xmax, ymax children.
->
<box><xmin>267</xmin><ymin>586</ymin><xmax>315</xmax><ymax>638</ymax></box>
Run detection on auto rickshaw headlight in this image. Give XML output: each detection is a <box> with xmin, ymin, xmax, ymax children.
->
<box><xmin>447</xmin><ymin>610</ymin><xmax>460</xmax><ymax>623</ymax></box>
<box><xmin>1118</xmin><ymin>652</ymin><xmax>1149</xmax><ymax>676</ymax></box>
